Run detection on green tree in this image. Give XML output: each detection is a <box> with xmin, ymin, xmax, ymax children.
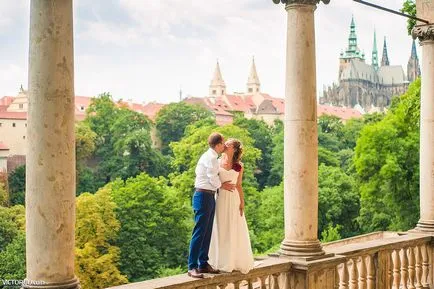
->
<box><xmin>109</xmin><ymin>174</ymin><xmax>191</xmax><ymax>281</ymax></box>
<box><xmin>255</xmin><ymin>183</ymin><xmax>284</xmax><ymax>253</ymax></box>
<box><xmin>355</xmin><ymin>79</ymin><xmax>421</xmax><ymax>232</ymax></box>
<box><xmin>267</xmin><ymin>130</ymin><xmax>283</xmax><ymax>186</ymax></box>
<box><xmin>155</xmin><ymin>102</ymin><xmax>215</xmax><ymax>154</ymax></box>
<box><xmin>0</xmin><ymin>233</ymin><xmax>25</xmax><ymax>280</ymax></box>
<box><xmin>318</xmin><ymin>164</ymin><xmax>360</xmax><ymax>238</ymax></box>
<box><xmin>8</xmin><ymin>165</ymin><xmax>25</xmax><ymax>206</ymax></box>
<box><xmin>0</xmin><ymin>205</ymin><xmax>25</xmax><ymax>252</ymax></box>
<box><xmin>76</xmin><ymin>122</ymin><xmax>98</xmax><ymax>195</ymax></box>
<box><xmin>0</xmin><ymin>182</ymin><xmax>8</xmax><ymax>207</ymax></box>
<box><xmin>402</xmin><ymin>0</ymin><xmax>417</xmax><ymax>35</ymax></box>
<box><xmin>84</xmin><ymin>93</ymin><xmax>167</xmax><ymax>187</ymax></box>
<box><xmin>233</xmin><ymin>116</ymin><xmax>274</xmax><ymax>189</ymax></box>
<box><xmin>75</xmin><ymin>188</ymin><xmax>127</xmax><ymax>289</ymax></box>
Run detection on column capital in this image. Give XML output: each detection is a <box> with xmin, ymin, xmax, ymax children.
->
<box><xmin>412</xmin><ymin>24</ymin><xmax>434</xmax><ymax>43</ymax></box>
<box><xmin>272</xmin><ymin>0</ymin><xmax>330</xmax><ymax>6</ymax></box>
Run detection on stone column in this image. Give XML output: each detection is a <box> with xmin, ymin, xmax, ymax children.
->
<box><xmin>273</xmin><ymin>0</ymin><xmax>328</xmax><ymax>257</ymax></box>
<box><xmin>413</xmin><ymin>19</ymin><xmax>434</xmax><ymax>232</ymax></box>
<box><xmin>25</xmin><ymin>1</ymin><xmax>78</xmax><ymax>288</ymax></box>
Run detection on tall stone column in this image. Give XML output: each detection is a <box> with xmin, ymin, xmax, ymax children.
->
<box><xmin>413</xmin><ymin>16</ymin><xmax>434</xmax><ymax>232</ymax></box>
<box><xmin>273</xmin><ymin>0</ymin><xmax>329</xmax><ymax>257</ymax></box>
<box><xmin>25</xmin><ymin>1</ymin><xmax>78</xmax><ymax>288</ymax></box>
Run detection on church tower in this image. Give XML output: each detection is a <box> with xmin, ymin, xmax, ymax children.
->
<box><xmin>339</xmin><ymin>16</ymin><xmax>365</xmax><ymax>79</ymax></box>
<box><xmin>372</xmin><ymin>30</ymin><xmax>379</xmax><ymax>71</ymax></box>
<box><xmin>381</xmin><ymin>37</ymin><xmax>390</xmax><ymax>66</ymax></box>
<box><xmin>209</xmin><ymin>61</ymin><xmax>226</xmax><ymax>97</ymax></box>
<box><xmin>407</xmin><ymin>40</ymin><xmax>421</xmax><ymax>82</ymax></box>
<box><xmin>247</xmin><ymin>57</ymin><xmax>261</xmax><ymax>94</ymax></box>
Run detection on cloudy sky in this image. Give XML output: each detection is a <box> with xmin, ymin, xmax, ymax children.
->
<box><xmin>0</xmin><ymin>0</ymin><xmax>419</xmax><ymax>104</ymax></box>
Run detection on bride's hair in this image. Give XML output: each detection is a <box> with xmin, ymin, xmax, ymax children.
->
<box><xmin>228</xmin><ymin>138</ymin><xmax>243</xmax><ymax>164</ymax></box>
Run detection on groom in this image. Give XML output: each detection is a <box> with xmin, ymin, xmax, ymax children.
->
<box><xmin>187</xmin><ymin>132</ymin><xmax>235</xmax><ymax>278</ymax></box>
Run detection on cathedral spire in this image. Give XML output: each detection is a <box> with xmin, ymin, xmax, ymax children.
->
<box><xmin>209</xmin><ymin>60</ymin><xmax>226</xmax><ymax>97</ymax></box>
<box><xmin>247</xmin><ymin>57</ymin><xmax>261</xmax><ymax>94</ymax></box>
<box><xmin>372</xmin><ymin>30</ymin><xmax>379</xmax><ymax>71</ymax></box>
<box><xmin>381</xmin><ymin>37</ymin><xmax>390</xmax><ymax>66</ymax></box>
<box><xmin>341</xmin><ymin>16</ymin><xmax>364</xmax><ymax>61</ymax></box>
<box><xmin>407</xmin><ymin>39</ymin><xmax>421</xmax><ymax>82</ymax></box>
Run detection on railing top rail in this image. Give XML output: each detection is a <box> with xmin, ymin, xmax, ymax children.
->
<box><xmin>107</xmin><ymin>257</ymin><xmax>291</xmax><ymax>289</ymax></box>
<box><xmin>326</xmin><ymin>233</ymin><xmax>432</xmax><ymax>257</ymax></box>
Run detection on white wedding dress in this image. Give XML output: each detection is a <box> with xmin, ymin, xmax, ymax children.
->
<box><xmin>208</xmin><ymin>167</ymin><xmax>254</xmax><ymax>274</ymax></box>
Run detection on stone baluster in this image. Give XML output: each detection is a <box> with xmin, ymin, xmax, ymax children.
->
<box><xmin>366</xmin><ymin>255</ymin><xmax>376</xmax><ymax>289</ymax></box>
<box><xmin>358</xmin><ymin>256</ymin><xmax>367</xmax><ymax>289</ymax></box>
<box><xmin>421</xmin><ymin>244</ymin><xmax>429</xmax><ymax>288</ymax></box>
<box><xmin>350</xmin><ymin>258</ymin><xmax>359</xmax><ymax>289</ymax></box>
<box><xmin>248</xmin><ymin>279</ymin><xmax>254</xmax><ymax>289</ymax></box>
<box><xmin>259</xmin><ymin>276</ymin><xmax>267</xmax><ymax>289</ymax></box>
<box><xmin>233</xmin><ymin>281</ymin><xmax>241</xmax><ymax>289</ymax></box>
<box><xmin>415</xmin><ymin>245</ymin><xmax>423</xmax><ymax>289</ymax></box>
<box><xmin>338</xmin><ymin>261</ymin><xmax>350</xmax><ymax>289</ymax></box>
<box><xmin>388</xmin><ymin>252</ymin><xmax>394</xmax><ymax>289</ymax></box>
<box><xmin>408</xmin><ymin>247</ymin><xmax>416</xmax><ymax>289</ymax></box>
<box><xmin>401</xmin><ymin>248</ymin><xmax>409</xmax><ymax>289</ymax></box>
<box><xmin>271</xmin><ymin>274</ymin><xmax>279</xmax><ymax>289</ymax></box>
<box><xmin>392</xmin><ymin>249</ymin><xmax>401</xmax><ymax>289</ymax></box>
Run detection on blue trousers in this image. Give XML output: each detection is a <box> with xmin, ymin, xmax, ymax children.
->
<box><xmin>188</xmin><ymin>191</ymin><xmax>216</xmax><ymax>270</ymax></box>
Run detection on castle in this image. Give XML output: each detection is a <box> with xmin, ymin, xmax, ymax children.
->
<box><xmin>320</xmin><ymin>17</ymin><xmax>421</xmax><ymax>113</ymax></box>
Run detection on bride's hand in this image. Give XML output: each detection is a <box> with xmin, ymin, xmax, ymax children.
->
<box><xmin>239</xmin><ymin>200</ymin><xmax>245</xmax><ymax>216</ymax></box>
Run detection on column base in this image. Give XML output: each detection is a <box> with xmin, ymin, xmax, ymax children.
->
<box><xmin>22</xmin><ymin>277</ymin><xmax>80</xmax><ymax>289</ymax></box>
<box><xmin>279</xmin><ymin>239</ymin><xmax>326</xmax><ymax>259</ymax></box>
<box><xmin>411</xmin><ymin>219</ymin><xmax>434</xmax><ymax>233</ymax></box>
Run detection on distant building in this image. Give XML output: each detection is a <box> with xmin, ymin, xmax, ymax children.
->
<box><xmin>0</xmin><ymin>88</ymin><xmax>165</xmax><ymax>165</ymax></box>
<box><xmin>185</xmin><ymin>58</ymin><xmax>362</xmax><ymax>126</ymax></box>
<box><xmin>321</xmin><ymin>17</ymin><xmax>421</xmax><ymax>113</ymax></box>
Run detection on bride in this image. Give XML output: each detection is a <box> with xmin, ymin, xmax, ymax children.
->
<box><xmin>208</xmin><ymin>138</ymin><xmax>254</xmax><ymax>274</ymax></box>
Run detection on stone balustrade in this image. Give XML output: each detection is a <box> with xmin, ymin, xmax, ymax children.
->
<box><xmin>327</xmin><ymin>234</ymin><xmax>432</xmax><ymax>289</ymax></box>
<box><xmin>107</xmin><ymin>233</ymin><xmax>434</xmax><ymax>289</ymax></box>
<box><xmin>108</xmin><ymin>257</ymin><xmax>291</xmax><ymax>289</ymax></box>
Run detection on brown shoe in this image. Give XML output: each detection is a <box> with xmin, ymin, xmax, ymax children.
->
<box><xmin>198</xmin><ymin>263</ymin><xmax>220</xmax><ymax>274</ymax></box>
<box><xmin>187</xmin><ymin>268</ymin><xmax>204</xmax><ymax>278</ymax></box>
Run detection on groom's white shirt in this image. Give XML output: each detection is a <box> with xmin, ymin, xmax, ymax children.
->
<box><xmin>194</xmin><ymin>148</ymin><xmax>221</xmax><ymax>191</ymax></box>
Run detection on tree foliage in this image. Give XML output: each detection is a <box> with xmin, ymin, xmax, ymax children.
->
<box><xmin>109</xmin><ymin>174</ymin><xmax>191</xmax><ymax>281</ymax></box>
<box><xmin>233</xmin><ymin>116</ymin><xmax>274</xmax><ymax>189</ymax></box>
<box><xmin>7</xmin><ymin>165</ymin><xmax>25</xmax><ymax>206</ymax></box>
<box><xmin>402</xmin><ymin>0</ymin><xmax>417</xmax><ymax>35</ymax></box>
<box><xmin>355</xmin><ymin>79</ymin><xmax>421</xmax><ymax>232</ymax></box>
<box><xmin>155</xmin><ymin>102</ymin><xmax>215</xmax><ymax>154</ymax></box>
<box><xmin>75</xmin><ymin>189</ymin><xmax>127</xmax><ymax>289</ymax></box>
<box><xmin>82</xmin><ymin>93</ymin><xmax>168</xmax><ymax>191</ymax></box>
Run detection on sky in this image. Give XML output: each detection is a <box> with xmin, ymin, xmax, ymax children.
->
<box><xmin>0</xmin><ymin>0</ymin><xmax>420</xmax><ymax>104</ymax></box>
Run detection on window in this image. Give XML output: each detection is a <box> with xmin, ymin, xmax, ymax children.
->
<box><xmin>80</xmin><ymin>106</ymin><xmax>85</xmax><ymax>111</ymax></box>
<box><xmin>19</xmin><ymin>103</ymin><xmax>24</xmax><ymax>109</ymax></box>
<box><xmin>248</xmin><ymin>88</ymin><xmax>253</xmax><ymax>93</ymax></box>
<box><xmin>222</xmin><ymin>90</ymin><xmax>224</xmax><ymax>94</ymax></box>
<box><xmin>23</xmin><ymin>136</ymin><xmax>25</xmax><ymax>139</ymax></box>
<box><xmin>212</xmin><ymin>90</ymin><xmax>216</xmax><ymax>95</ymax></box>
<box><xmin>0</xmin><ymin>123</ymin><xmax>2</xmax><ymax>127</ymax></box>
<box><xmin>256</xmin><ymin>88</ymin><xmax>259</xmax><ymax>92</ymax></box>
<box><xmin>12</xmin><ymin>123</ymin><xmax>16</xmax><ymax>127</ymax></box>
<box><xmin>25</xmin><ymin>123</ymin><xmax>27</xmax><ymax>127</ymax></box>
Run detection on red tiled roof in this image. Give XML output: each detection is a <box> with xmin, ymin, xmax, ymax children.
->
<box><xmin>270</xmin><ymin>97</ymin><xmax>284</xmax><ymax>114</ymax></box>
<box><xmin>0</xmin><ymin>111</ymin><xmax>27</xmax><ymax>120</ymax></box>
<box><xmin>318</xmin><ymin>105</ymin><xmax>362</xmax><ymax>120</ymax></box>
<box><xmin>0</xmin><ymin>142</ymin><xmax>9</xmax><ymax>150</ymax></box>
<box><xmin>223</xmin><ymin>94</ymin><xmax>253</xmax><ymax>113</ymax></box>
<box><xmin>142</xmin><ymin>102</ymin><xmax>165</xmax><ymax>121</ymax></box>
<box><xmin>0</xmin><ymin>96</ymin><xmax>14</xmax><ymax>106</ymax></box>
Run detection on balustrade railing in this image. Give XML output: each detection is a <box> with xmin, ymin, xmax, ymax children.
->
<box><xmin>107</xmin><ymin>233</ymin><xmax>433</xmax><ymax>289</ymax></box>
<box><xmin>331</xmin><ymin>234</ymin><xmax>432</xmax><ymax>289</ymax></box>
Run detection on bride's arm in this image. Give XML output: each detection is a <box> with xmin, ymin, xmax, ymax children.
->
<box><xmin>236</xmin><ymin>164</ymin><xmax>245</xmax><ymax>216</ymax></box>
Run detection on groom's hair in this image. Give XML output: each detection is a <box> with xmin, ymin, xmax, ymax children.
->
<box><xmin>208</xmin><ymin>132</ymin><xmax>223</xmax><ymax>148</ymax></box>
